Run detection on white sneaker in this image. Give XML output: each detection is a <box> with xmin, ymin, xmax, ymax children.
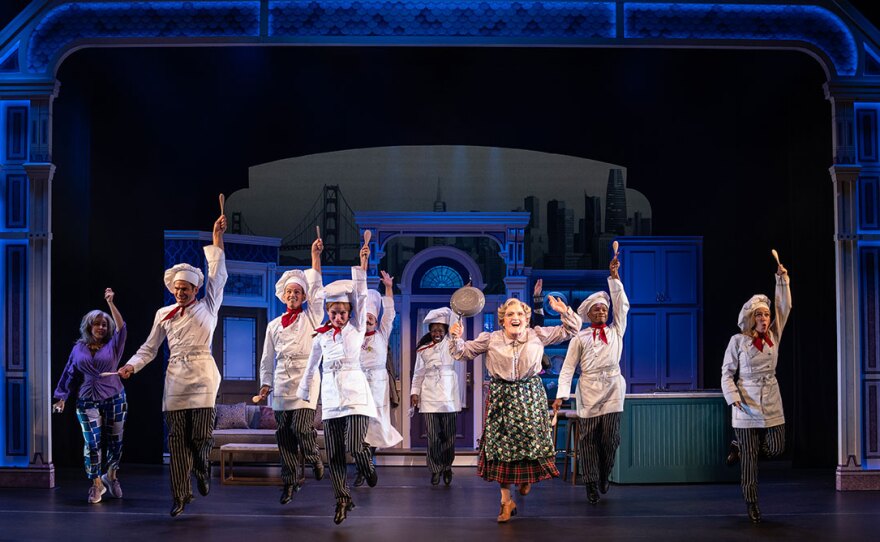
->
<box><xmin>88</xmin><ymin>484</ymin><xmax>107</xmax><ymax>504</ymax></box>
<box><xmin>101</xmin><ymin>474</ymin><xmax>123</xmax><ymax>498</ymax></box>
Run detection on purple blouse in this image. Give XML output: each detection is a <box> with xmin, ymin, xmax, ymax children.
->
<box><xmin>54</xmin><ymin>324</ymin><xmax>127</xmax><ymax>401</ymax></box>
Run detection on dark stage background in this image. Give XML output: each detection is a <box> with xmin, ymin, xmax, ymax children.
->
<box><xmin>41</xmin><ymin>44</ymin><xmax>837</xmax><ymax>469</ymax></box>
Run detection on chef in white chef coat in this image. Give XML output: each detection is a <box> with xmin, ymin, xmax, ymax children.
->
<box><xmin>356</xmin><ymin>270</ymin><xmax>403</xmax><ymax>486</ymax></box>
<box><xmin>411</xmin><ymin>307</ymin><xmax>461</xmax><ymax>485</ymax></box>
<box><xmin>255</xmin><ymin>236</ymin><xmax>326</xmax><ymax>504</ymax></box>
<box><xmin>553</xmin><ymin>255</ymin><xmax>628</xmax><ymax>505</ymax></box>
<box><xmin>119</xmin><ymin>213</ymin><xmax>226</xmax><ymax>518</ymax></box>
<box><xmin>296</xmin><ymin>244</ymin><xmax>377</xmax><ymax>524</ymax></box>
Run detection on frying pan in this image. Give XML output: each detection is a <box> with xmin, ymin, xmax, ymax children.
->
<box><xmin>450</xmin><ymin>284</ymin><xmax>485</xmax><ymax>319</ymax></box>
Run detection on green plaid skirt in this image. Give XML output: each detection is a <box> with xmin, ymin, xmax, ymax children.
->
<box><xmin>477</xmin><ymin>376</ymin><xmax>559</xmax><ymax>483</ymax></box>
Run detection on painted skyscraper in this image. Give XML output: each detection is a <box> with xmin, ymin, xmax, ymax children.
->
<box><xmin>604</xmin><ymin>168</ymin><xmax>627</xmax><ymax>235</ymax></box>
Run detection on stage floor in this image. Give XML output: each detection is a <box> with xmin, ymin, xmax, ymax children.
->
<box><xmin>1</xmin><ymin>464</ymin><xmax>877</xmax><ymax>541</ymax></box>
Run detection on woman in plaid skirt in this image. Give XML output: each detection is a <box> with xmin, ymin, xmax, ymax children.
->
<box><xmin>449</xmin><ymin>296</ymin><xmax>581</xmax><ymax>522</ymax></box>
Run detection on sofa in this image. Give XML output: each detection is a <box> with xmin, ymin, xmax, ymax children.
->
<box><xmin>210</xmin><ymin>403</ymin><xmax>326</xmax><ymax>465</ymax></box>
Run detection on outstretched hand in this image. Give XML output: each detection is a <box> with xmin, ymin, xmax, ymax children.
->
<box><xmin>547</xmin><ymin>295</ymin><xmax>567</xmax><ymax>314</ymax></box>
<box><xmin>777</xmin><ymin>263</ymin><xmax>788</xmax><ymax>277</ymax></box>
<box><xmin>533</xmin><ymin>279</ymin><xmax>543</xmax><ymax>298</ymax></box>
<box><xmin>118</xmin><ymin>365</ymin><xmax>134</xmax><ymax>379</ymax></box>
<box><xmin>104</xmin><ymin>288</ymin><xmax>115</xmax><ymax>304</ymax></box>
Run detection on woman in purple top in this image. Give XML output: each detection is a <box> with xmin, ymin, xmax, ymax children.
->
<box><xmin>53</xmin><ymin>288</ymin><xmax>127</xmax><ymax>504</ymax></box>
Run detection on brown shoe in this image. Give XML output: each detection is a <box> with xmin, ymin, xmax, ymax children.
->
<box><xmin>518</xmin><ymin>482</ymin><xmax>531</xmax><ymax>496</ymax></box>
<box><xmin>496</xmin><ymin>500</ymin><xmax>518</xmax><ymax>523</ymax></box>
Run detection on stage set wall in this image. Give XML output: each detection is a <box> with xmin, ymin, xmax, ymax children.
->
<box><xmin>0</xmin><ymin>1</ymin><xmax>877</xmax><ymax>490</ymax></box>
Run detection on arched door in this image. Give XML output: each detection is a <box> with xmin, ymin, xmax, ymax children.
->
<box><xmin>401</xmin><ymin>248</ymin><xmax>483</xmax><ymax>449</ymax></box>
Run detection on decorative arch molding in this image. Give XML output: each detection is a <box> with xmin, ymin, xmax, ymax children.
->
<box><xmin>0</xmin><ymin>1</ymin><xmax>875</xmax><ymax>80</ymax></box>
<box><xmin>353</xmin><ymin>211</ymin><xmax>530</xmax><ymax>288</ymax></box>
<box><xmin>399</xmin><ymin>245</ymin><xmax>485</xmax><ymax>295</ymax></box>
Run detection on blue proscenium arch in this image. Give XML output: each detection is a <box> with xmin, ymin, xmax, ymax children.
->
<box><xmin>0</xmin><ymin>1</ymin><xmax>863</xmax><ymax>79</ymax></box>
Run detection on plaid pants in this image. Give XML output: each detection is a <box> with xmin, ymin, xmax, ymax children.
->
<box><xmin>75</xmin><ymin>391</ymin><xmax>127</xmax><ymax>480</ymax></box>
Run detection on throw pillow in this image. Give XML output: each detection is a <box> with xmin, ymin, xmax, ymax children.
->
<box><xmin>215</xmin><ymin>402</ymin><xmax>248</xmax><ymax>429</ymax></box>
<box><xmin>259</xmin><ymin>406</ymin><xmax>277</xmax><ymax>430</ymax></box>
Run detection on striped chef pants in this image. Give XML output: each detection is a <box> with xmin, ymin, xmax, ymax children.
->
<box><xmin>164</xmin><ymin>408</ymin><xmax>215</xmax><ymax>501</ymax></box>
<box><xmin>425</xmin><ymin>412</ymin><xmax>457</xmax><ymax>473</ymax></box>
<box><xmin>734</xmin><ymin>424</ymin><xmax>785</xmax><ymax>503</ymax></box>
<box><xmin>274</xmin><ymin>408</ymin><xmax>322</xmax><ymax>485</ymax></box>
<box><xmin>577</xmin><ymin>412</ymin><xmax>621</xmax><ymax>484</ymax></box>
<box><xmin>323</xmin><ymin>415</ymin><xmax>374</xmax><ymax>501</ymax></box>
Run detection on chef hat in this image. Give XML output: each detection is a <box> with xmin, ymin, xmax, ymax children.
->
<box><xmin>423</xmin><ymin>307</ymin><xmax>454</xmax><ymax>326</ymax></box>
<box><xmin>365</xmin><ymin>289</ymin><xmax>382</xmax><ymax>317</ymax></box>
<box><xmin>737</xmin><ymin>294</ymin><xmax>771</xmax><ymax>332</ymax></box>
<box><xmin>324</xmin><ymin>279</ymin><xmax>361</xmax><ymax>327</ymax></box>
<box><xmin>164</xmin><ymin>263</ymin><xmax>204</xmax><ymax>293</ymax></box>
<box><xmin>577</xmin><ymin>291</ymin><xmax>610</xmax><ymax>321</ymax></box>
<box><xmin>275</xmin><ymin>270</ymin><xmax>308</xmax><ymax>303</ymax></box>
<box><xmin>324</xmin><ymin>279</ymin><xmax>355</xmax><ymax>304</ymax></box>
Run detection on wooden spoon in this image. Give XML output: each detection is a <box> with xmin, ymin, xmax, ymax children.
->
<box><xmin>771</xmin><ymin>249</ymin><xmax>781</xmax><ymax>266</ymax></box>
<box><xmin>219</xmin><ymin>193</ymin><xmax>225</xmax><ymax>215</ymax></box>
<box><xmin>612</xmin><ymin>240</ymin><xmax>619</xmax><ymax>258</ymax></box>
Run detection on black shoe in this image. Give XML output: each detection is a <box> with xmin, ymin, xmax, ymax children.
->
<box><xmin>197</xmin><ymin>477</ymin><xmax>210</xmax><ymax>496</ymax></box>
<box><xmin>353</xmin><ymin>472</ymin><xmax>366</xmax><ymax>487</ymax></box>
<box><xmin>334</xmin><ymin>499</ymin><xmax>355</xmax><ymax>524</ymax></box>
<box><xmin>586</xmin><ymin>482</ymin><xmax>600</xmax><ymax>505</ymax></box>
<box><xmin>313</xmin><ymin>462</ymin><xmax>325</xmax><ymax>481</ymax></box>
<box><xmin>366</xmin><ymin>468</ymin><xmax>378</xmax><ymax>488</ymax></box>
<box><xmin>431</xmin><ymin>472</ymin><xmax>441</xmax><ymax>486</ymax></box>
<box><xmin>727</xmin><ymin>440</ymin><xmax>740</xmax><ymax>466</ymax></box>
<box><xmin>747</xmin><ymin>502</ymin><xmax>761</xmax><ymax>523</ymax></box>
<box><xmin>443</xmin><ymin>469</ymin><xmax>453</xmax><ymax>486</ymax></box>
<box><xmin>170</xmin><ymin>499</ymin><xmax>186</xmax><ymax>517</ymax></box>
<box><xmin>599</xmin><ymin>478</ymin><xmax>610</xmax><ymax>494</ymax></box>
<box><xmin>280</xmin><ymin>483</ymin><xmax>300</xmax><ymax>505</ymax></box>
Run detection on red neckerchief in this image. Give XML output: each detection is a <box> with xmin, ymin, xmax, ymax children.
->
<box><xmin>753</xmin><ymin>332</ymin><xmax>774</xmax><ymax>352</ymax></box>
<box><xmin>162</xmin><ymin>300</ymin><xmax>196</xmax><ymax>322</ymax></box>
<box><xmin>313</xmin><ymin>323</ymin><xmax>342</xmax><ymax>338</ymax></box>
<box><xmin>417</xmin><ymin>340</ymin><xmax>440</xmax><ymax>353</ymax></box>
<box><xmin>281</xmin><ymin>307</ymin><xmax>303</xmax><ymax>329</ymax></box>
<box><xmin>365</xmin><ymin>330</ymin><xmax>377</xmax><ymax>337</ymax></box>
<box><xmin>591</xmin><ymin>323</ymin><xmax>608</xmax><ymax>344</ymax></box>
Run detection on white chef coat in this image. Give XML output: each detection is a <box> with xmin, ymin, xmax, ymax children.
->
<box><xmin>412</xmin><ymin>337</ymin><xmax>461</xmax><ymax>413</ymax></box>
<box><xmin>259</xmin><ymin>268</ymin><xmax>324</xmax><ymax>411</ymax></box>
<box><xmin>127</xmin><ymin>245</ymin><xmax>226</xmax><ymax>411</ymax></box>
<box><xmin>362</xmin><ymin>296</ymin><xmax>403</xmax><ymax>447</ymax></box>
<box><xmin>297</xmin><ymin>266</ymin><xmax>377</xmax><ymax>421</ymax></box>
<box><xmin>556</xmin><ymin>277</ymin><xmax>630</xmax><ymax>418</ymax></box>
<box><xmin>721</xmin><ymin>274</ymin><xmax>791</xmax><ymax>429</ymax></box>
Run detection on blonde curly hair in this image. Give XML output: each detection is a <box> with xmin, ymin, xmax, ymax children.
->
<box><xmin>496</xmin><ymin>298</ymin><xmax>532</xmax><ymax>327</ymax></box>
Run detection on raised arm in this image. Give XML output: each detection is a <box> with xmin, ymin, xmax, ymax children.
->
<box><xmin>213</xmin><ymin>213</ymin><xmax>226</xmax><ymax>251</ymax></box>
<box><xmin>772</xmin><ymin>265</ymin><xmax>791</xmax><ymax>339</ymax></box>
<box><xmin>608</xmin><ymin>276</ymin><xmax>630</xmax><ymax>336</ymax></box>
<box><xmin>533</xmin><ymin>295</ymin><xmax>582</xmax><ymax>346</ymax></box>
<box><xmin>311</xmin><ymin>236</ymin><xmax>323</xmax><ymax>275</ymax></box>
<box><xmin>379</xmin><ymin>270</ymin><xmax>396</xmax><ymax>339</ymax></box>
<box><xmin>105</xmin><ymin>288</ymin><xmax>124</xmax><ymax>330</ymax></box>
